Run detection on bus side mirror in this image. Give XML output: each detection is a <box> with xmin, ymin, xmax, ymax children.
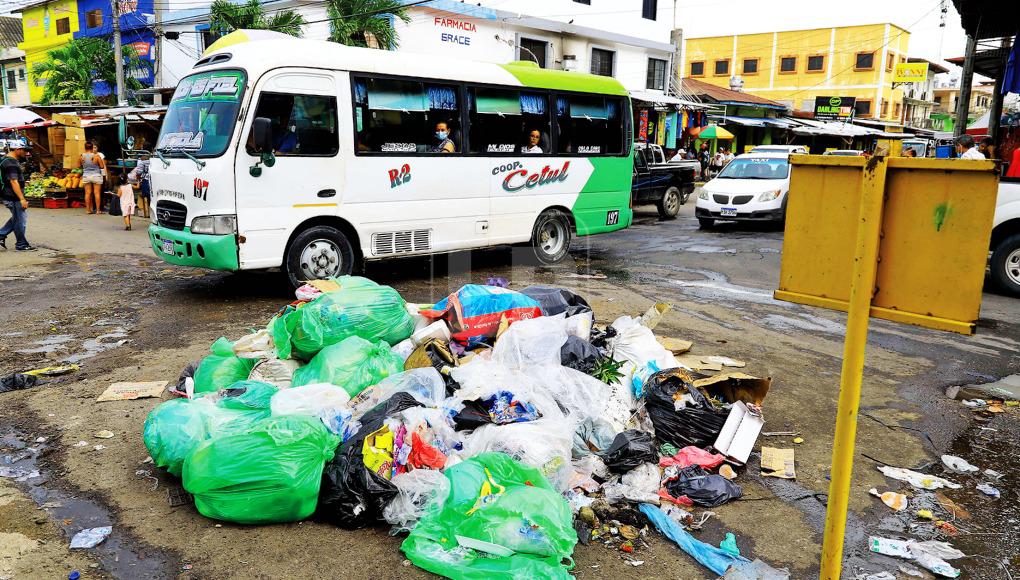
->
<box><xmin>250</xmin><ymin>117</ymin><xmax>276</xmax><ymax>177</ymax></box>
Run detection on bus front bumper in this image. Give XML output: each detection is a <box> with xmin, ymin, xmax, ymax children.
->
<box><xmin>148</xmin><ymin>224</ymin><xmax>240</xmax><ymax>271</ymax></box>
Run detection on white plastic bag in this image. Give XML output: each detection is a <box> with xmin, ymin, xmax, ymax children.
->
<box><xmin>348</xmin><ymin>368</ymin><xmax>447</xmax><ymax>419</ymax></box>
<box><xmin>248</xmin><ymin>357</ymin><xmax>302</xmax><ymax>388</ymax></box>
<box><xmin>270</xmin><ymin>383</ymin><xmax>350</xmax><ymax>417</ymax></box>
<box><xmin>492</xmin><ymin>315</ymin><xmax>569</xmax><ymax>369</ymax></box>
<box><xmin>603</xmin><ymin>462</ymin><xmax>661</xmax><ymax>504</ymax></box>
<box><xmin>233</xmin><ymin>328</ymin><xmax>275</xmax><ymax>359</ymax></box>
<box><xmin>564</xmin><ymin>311</ymin><xmax>593</xmax><ymax>341</ymax></box>
<box><xmin>610</xmin><ymin>316</ymin><xmax>679</xmax><ymax>396</ymax></box>
<box><xmin>390</xmin><ymin>338</ymin><xmax>416</xmax><ymax>363</ymax></box>
<box><xmin>524</xmin><ymin>365</ymin><xmax>609</xmax><ymax>425</ymax></box>
<box><xmin>383</xmin><ymin>469</ymin><xmax>450</xmax><ymax>533</ymax></box>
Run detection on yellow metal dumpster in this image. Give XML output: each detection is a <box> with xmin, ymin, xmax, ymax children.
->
<box><xmin>774</xmin><ymin>155</ymin><xmax>999</xmax><ymax>334</ymax></box>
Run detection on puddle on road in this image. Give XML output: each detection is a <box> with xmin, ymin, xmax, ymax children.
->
<box><xmin>9</xmin><ymin>327</ymin><xmax>131</xmax><ymax>366</ymax></box>
<box><xmin>64</xmin><ymin>329</ymin><xmax>130</xmax><ymax>364</ymax></box>
<box><xmin>759</xmin><ymin>313</ymin><xmax>846</xmax><ymax>334</ymax></box>
<box><xmin>669</xmin><ymin>270</ymin><xmax>778</xmax><ymax>306</ymax></box>
<box><xmin>0</xmin><ymin>430</ymin><xmax>173</xmax><ymax>578</ymax></box>
<box><xmin>15</xmin><ymin>334</ymin><xmax>76</xmax><ymax>355</ymax></box>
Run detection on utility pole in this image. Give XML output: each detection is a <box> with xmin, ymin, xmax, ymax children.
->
<box><xmin>112</xmin><ymin>0</ymin><xmax>126</xmax><ymax>105</ymax></box>
<box><xmin>953</xmin><ymin>34</ymin><xmax>976</xmax><ymax>140</ymax></box>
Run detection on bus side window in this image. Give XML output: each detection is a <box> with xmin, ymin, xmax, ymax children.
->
<box><xmin>556</xmin><ymin>95</ymin><xmax>625</xmax><ymax>155</ymax></box>
<box><xmin>353</xmin><ymin>77</ymin><xmax>462</xmax><ymax>155</ymax></box>
<box><xmin>468</xmin><ymin>88</ymin><xmax>550</xmax><ymax>155</ymax></box>
<box><xmin>246</xmin><ymin>93</ymin><xmax>338</xmax><ymax>156</ymax></box>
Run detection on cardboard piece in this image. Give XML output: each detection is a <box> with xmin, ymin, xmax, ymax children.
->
<box><xmin>704</xmin><ymin>356</ymin><xmax>746</xmax><ymax>368</ymax></box>
<box><xmin>657</xmin><ymin>337</ymin><xmax>693</xmax><ymax>355</ymax></box>
<box><xmin>713</xmin><ymin>401</ymin><xmax>764</xmax><ymax>465</ymax></box>
<box><xmin>694</xmin><ymin>372</ymin><xmax>771</xmax><ymax>406</ymax></box>
<box><xmin>96</xmin><ymin>381</ymin><xmax>168</xmax><ymax>402</ymax></box>
<box><xmin>675</xmin><ymin>354</ymin><xmax>722</xmax><ymax>372</ymax></box>
<box><xmin>761</xmin><ymin>447</ymin><xmax>796</xmax><ymax>479</ymax></box>
<box><xmin>307</xmin><ymin>279</ymin><xmax>342</xmax><ymax>293</ymax></box>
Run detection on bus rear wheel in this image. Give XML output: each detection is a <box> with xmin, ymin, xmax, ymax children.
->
<box><xmin>531</xmin><ymin>210</ymin><xmax>572</xmax><ymax>265</ymax></box>
<box><xmin>285</xmin><ymin>225</ymin><xmax>354</xmax><ymax>288</ymax></box>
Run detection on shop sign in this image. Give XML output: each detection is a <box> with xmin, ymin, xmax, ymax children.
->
<box><xmin>893</xmin><ymin>62</ymin><xmax>928</xmax><ymax>83</ymax></box>
<box><xmin>435</xmin><ymin>17</ymin><xmax>476</xmax><ymax>46</ymax></box>
<box><xmin>814</xmin><ymin>96</ymin><xmax>856</xmax><ymax>121</ymax></box>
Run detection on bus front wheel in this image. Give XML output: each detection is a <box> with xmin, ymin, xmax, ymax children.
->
<box><xmin>531</xmin><ymin>210</ymin><xmax>572</xmax><ymax>265</ymax></box>
<box><xmin>285</xmin><ymin>225</ymin><xmax>354</xmax><ymax>288</ymax></box>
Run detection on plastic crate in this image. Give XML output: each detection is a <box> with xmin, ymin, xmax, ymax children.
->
<box><xmin>43</xmin><ymin>198</ymin><xmax>68</xmax><ymax>209</ymax></box>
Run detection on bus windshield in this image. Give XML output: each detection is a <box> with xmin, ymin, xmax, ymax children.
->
<box><xmin>717</xmin><ymin>157</ymin><xmax>790</xmax><ymax>179</ymax></box>
<box><xmin>156</xmin><ymin>69</ymin><xmax>246</xmax><ymax>158</ymax></box>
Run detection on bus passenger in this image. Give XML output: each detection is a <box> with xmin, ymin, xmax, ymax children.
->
<box><xmin>431</xmin><ymin>122</ymin><xmax>455</xmax><ymax>153</ymax></box>
<box><xmin>521</xmin><ymin>130</ymin><xmax>543</xmax><ymax>154</ymax></box>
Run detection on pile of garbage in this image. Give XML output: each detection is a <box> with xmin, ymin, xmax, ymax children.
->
<box><xmin>142</xmin><ymin>276</ymin><xmax>782</xmax><ymax>578</ymax></box>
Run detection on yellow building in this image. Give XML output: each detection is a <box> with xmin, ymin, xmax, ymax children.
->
<box><xmin>684</xmin><ymin>24</ymin><xmax>910</xmax><ymax>123</ymax></box>
<box><xmin>16</xmin><ymin>0</ymin><xmax>80</xmax><ymax>103</ymax></box>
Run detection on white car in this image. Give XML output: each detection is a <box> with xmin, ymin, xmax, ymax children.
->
<box><xmin>750</xmin><ymin>145</ymin><xmax>807</xmax><ymax>155</ymax></box>
<box><xmin>992</xmin><ymin>177</ymin><xmax>1020</xmax><ymax>296</ymax></box>
<box><xmin>695</xmin><ymin>153</ymin><xmax>791</xmax><ymax>227</ymax></box>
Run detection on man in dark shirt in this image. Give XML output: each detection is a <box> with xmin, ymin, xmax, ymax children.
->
<box><xmin>0</xmin><ymin>142</ymin><xmax>35</xmax><ymax>251</ymax></box>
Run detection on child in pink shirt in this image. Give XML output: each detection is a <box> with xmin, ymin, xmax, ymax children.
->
<box><xmin>118</xmin><ymin>173</ymin><xmax>135</xmax><ymax>230</ymax></box>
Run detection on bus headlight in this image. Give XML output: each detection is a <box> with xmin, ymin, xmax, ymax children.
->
<box><xmin>698</xmin><ymin>190</ymin><xmax>709</xmax><ymax>201</ymax></box>
<box><xmin>191</xmin><ymin>215</ymin><xmax>237</xmax><ymax>235</ymax></box>
<box><xmin>758</xmin><ymin>189</ymin><xmax>783</xmax><ymax>202</ymax></box>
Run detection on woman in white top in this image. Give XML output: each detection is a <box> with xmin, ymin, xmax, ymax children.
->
<box><xmin>521</xmin><ymin>130</ymin><xmax>543</xmax><ymax>154</ymax></box>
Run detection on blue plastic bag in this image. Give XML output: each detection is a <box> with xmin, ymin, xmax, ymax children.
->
<box><xmin>639</xmin><ymin>503</ymin><xmax>750</xmax><ymax>575</ymax></box>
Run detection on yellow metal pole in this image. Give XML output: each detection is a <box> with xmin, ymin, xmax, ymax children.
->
<box><xmin>819</xmin><ymin>156</ymin><xmax>888</xmax><ymax>579</ymax></box>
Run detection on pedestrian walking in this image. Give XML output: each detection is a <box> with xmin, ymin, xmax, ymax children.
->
<box><xmin>79</xmin><ymin>142</ymin><xmax>106</xmax><ymax>214</ymax></box>
<box><xmin>117</xmin><ymin>173</ymin><xmax>136</xmax><ymax>231</ymax></box>
<box><xmin>128</xmin><ymin>154</ymin><xmax>151</xmax><ymax>219</ymax></box>
<box><xmin>0</xmin><ymin>142</ymin><xmax>36</xmax><ymax>251</ymax></box>
<box><xmin>698</xmin><ymin>142</ymin><xmax>710</xmax><ymax>180</ymax></box>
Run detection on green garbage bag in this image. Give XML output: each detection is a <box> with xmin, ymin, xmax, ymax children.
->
<box><xmin>183</xmin><ymin>415</ymin><xmax>340</xmax><ymax>524</ymax></box>
<box><xmin>142</xmin><ymin>394</ymin><xmax>268</xmax><ymax>478</ymax></box>
<box><xmin>291</xmin><ymin>336</ymin><xmax>403</xmax><ymax>398</ymax></box>
<box><xmin>401</xmin><ymin>452</ymin><xmax>577</xmax><ymax>580</ymax></box>
<box><xmin>217</xmin><ymin>380</ymin><xmax>279</xmax><ymax>411</ymax></box>
<box><xmin>193</xmin><ymin>338</ymin><xmax>257</xmax><ymax>394</ymax></box>
<box><xmin>270</xmin><ymin>276</ymin><xmax>414</xmax><ymax>360</ymax></box>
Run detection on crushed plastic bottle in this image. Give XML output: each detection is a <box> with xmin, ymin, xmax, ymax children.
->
<box><xmin>720</xmin><ymin>532</ymin><xmax>740</xmax><ymax>556</ymax></box>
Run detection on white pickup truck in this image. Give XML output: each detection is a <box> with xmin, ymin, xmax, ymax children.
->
<box><xmin>992</xmin><ymin>177</ymin><xmax>1020</xmax><ymax>296</ymax></box>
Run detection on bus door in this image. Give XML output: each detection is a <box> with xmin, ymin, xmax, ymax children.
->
<box><xmin>234</xmin><ymin>70</ymin><xmax>343</xmax><ymax>269</ymax></box>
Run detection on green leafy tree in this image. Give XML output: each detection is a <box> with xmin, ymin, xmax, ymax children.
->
<box><xmin>31</xmin><ymin>37</ymin><xmax>150</xmax><ymax>105</ymax></box>
<box><xmin>325</xmin><ymin>0</ymin><xmax>411</xmax><ymax>49</ymax></box>
<box><xmin>209</xmin><ymin>0</ymin><xmax>306</xmax><ymax>36</ymax></box>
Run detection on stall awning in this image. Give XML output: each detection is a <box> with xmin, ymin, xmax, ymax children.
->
<box><xmin>629</xmin><ymin>90</ymin><xmax>707</xmax><ymax>109</ymax></box>
<box><xmin>715</xmin><ymin>116</ymin><xmax>767</xmax><ymax>127</ymax></box>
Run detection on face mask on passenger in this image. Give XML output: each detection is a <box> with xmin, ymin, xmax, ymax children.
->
<box><xmin>436</xmin><ymin>131</ymin><xmax>448</xmax><ymax>140</ymax></box>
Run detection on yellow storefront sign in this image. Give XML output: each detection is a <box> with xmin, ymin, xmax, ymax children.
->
<box><xmin>893</xmin><ymin>62</ymin><xmax>928</xmax><ymax>83</ymax></box>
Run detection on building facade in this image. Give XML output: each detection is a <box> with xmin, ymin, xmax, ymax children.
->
<box><xmin>16</xmin><ymin>0</ymin><xmax>80</xmax><ymax>103</ymax></box>
<box><xmin>901</xmin><ymin>57</ymin><xmax>948</xmax><ymax>131</ymax></box>
<box><xmin>74</xmin><ymin>0</ymin><xmax>156</xmax><ymax>97</ymax></box>
<box><xmin>0</xmin><ymin>16</ymin><xmax>30</xmax><ymax>106</ymax></box>
<box><xmin>159</xmin><ymin>0</ymin><xmax>679</xmax><ymax>98</ymax></box>
<box><xmin>932</xmin><ymin>81</ymin><xmax>994</xmax><ymax>131</ymax></box>
<box><xmin>684</xmin><ymin>23</ymin><xmax>910</xmax><ymax>123</ymax></box>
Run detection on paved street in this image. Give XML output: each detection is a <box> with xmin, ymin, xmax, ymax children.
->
<box><xmin>1</xmin><ymin>201</ymin><xmax>1019</xmax><ymax>579</ymax></box>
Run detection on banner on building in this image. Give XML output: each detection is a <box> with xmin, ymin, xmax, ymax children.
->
<box><xmin>638</xmin><ymin>110</ymin><xmax>649</xmax><ymax>141</ymax></box>
<box><xmin>893</xmin><ymin>62</ymin><xmax>928</xmax><ymax>83</ymax></box>
<box><xmin>813</xmin><ymin>96</ymin><xmax>856</xmax><ymax>121</ymax></box>
<box><xmin>664</xmin><ymin>112</ymin><xmax>678</xmax><ymax>149</ymax></box>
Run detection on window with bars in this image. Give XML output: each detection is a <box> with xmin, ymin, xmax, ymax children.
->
<box><xmin>591</xmin><ymin>48</ymin><xmax>614</xmax><ymax>77</ymax></box>
<box><xmin>646</xmin><ymin>58</ymin><xmax>667</xmax><ymax>90</ymax></box>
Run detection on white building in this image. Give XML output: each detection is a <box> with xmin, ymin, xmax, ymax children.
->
<box><xmin>0</xmin><ymin>15</ymin><xmax>30</xmax><ymax>106</ymax></box>
<box><xmin>157</xmin><ymin>0</ymin><xmax>681</xmax><ymax>102</ymax></box>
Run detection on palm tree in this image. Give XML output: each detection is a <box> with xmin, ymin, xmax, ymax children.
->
<box><xmin>209</xmin><ymin>0</ymin><xmax>306</xmax><ymax>37</ymax></box>
<box><xmin>31</xmin><ymin>38</ymin><xmax>149</xmax><ymax>105</ymax></box>
<box><xmin>325</xmin><ymin>0</ymin><xmax>411</xmax><ymax>49</ymax></box>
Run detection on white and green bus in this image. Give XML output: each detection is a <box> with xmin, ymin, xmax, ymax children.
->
<box><xmin>149</xmin><ymin>36</ymin><xmax>634</xmax><ymax>286</ymax></box>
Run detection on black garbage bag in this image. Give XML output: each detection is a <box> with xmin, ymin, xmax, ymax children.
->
<box><xmin>317</xmin><ymin>392</ymin><xmax>422</xmax><ymax>529</ymax></box>
<box><xmin>589</xmin><ymin>325</ymin><xmax>618</xmax><ymax>350</ymax></box>
<box><xmin>452</xmin><ymin>398</ymin><xmax>493</xmax><ymax>431</ymax></box>
<box><xmin>0</xmin><ymin>373</ymin><xmax>39</xmax><ymax>393</ymax></box>
<box><xmin>665</xmin><ymin>465</ymin><xmax>742</xmax><ymax>507</ymax></box>
<box><xmin>645</xmin><ymin>368</ymin><xmax>728</xmax><ymax>449</ymax></box>
<box><xmin>521</xmin><ymin>285</ymin><xmax>593</xmax><ymax>317</ymax></box>
<box><xmin>598</xmin><ymin>430</ymin><xmax>657</xmax><ymax>474</ymax></box>
<box><xmin>560</xmin><ymin>336</ymin><xmax>604</xmax><ymax>374</ymax></box>
<box><xmin>173</xmin><ymin>360</ymin><xmax>201</xmax><ymax>393</ymax></box>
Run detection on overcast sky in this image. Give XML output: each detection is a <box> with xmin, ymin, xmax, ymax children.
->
<box><xmin>676</xmin><ymin>0</ymin><xmax>968</xmax><ymax>77</ymax></box>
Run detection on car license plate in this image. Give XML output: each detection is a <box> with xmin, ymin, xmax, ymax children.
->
<box><xmin>161</xmin><ymin>240</ymin><xmax>175</xmax><ymax>255</ymax></box>
<box><xmin>720</xmin><ymin>207</ymin><xmax>738</xmax><ymax>217</ymax></box>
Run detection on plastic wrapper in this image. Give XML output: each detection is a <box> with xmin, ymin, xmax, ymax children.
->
<box><xmin>269</xmin><ymin>383</ymin><xmax>351</xmax><ymax>417</ymax></box>
<box><xmin>318</xmin><ymin>393</ymin><xmax>423</xmax><ymax>528</ymax></box>
<box><xmin>182</xmin><ymin>415</ymin><xmax>340</xmax><ymax>524</ymax></box>
<box><xmin>232</xmin><ymin>328</ymin><xmax>274</xmax><ymax>359</ymax></box>
<box><xmin>349</xmin><ymin>368</ymin><xmax>447</xmax><ymax>419</ymax></box>
<box><xmin>645</xmin><ymin>368</ymin><xmax>729</xmax><ymax>448</ymax></box>
<box><xmin>660</xmin><ymin>446</ymin><xmax>727</xmax><ymax>470</ymax></box>
<box><xmin>142</xmin><ymin>395</ymin><xmax>268</xmax><ymax>477</ymax></box>
<box><xmin>420</xmin><ymin>285</ymin><xmax>543</xmax><ymax>347</ymax></box>
<box><xmin>270</xmin><ymin>276</ymin><xmax>414</xmax><ymax>360</ymax></box>
<box><xmin>599</xmin><ymin>430</ymin><xmax>657</xmax><ymax>474</ymax></box>
<box><xmin>291</xmin><ymin>336</ymin><xmax>403</xmax><ymax>398</ymax></box>
<box><xmin>664</xmin><ymin>466</ymin><xmax>742</xmax><ymax>507</ymax></box>
<box><xmin>247</xmin><ymin>357</ymin><xmax>302</xmax><ymax>389</ymax></box>
<box><xmin>640</xmin><ymin>504</ymin><xmax>750</xmax><ymax>575</ymax></box>
<box><xmin>572</xmin><ymin>418</ymin><xmax>617</xmax><ymax>458</ymax></box>
<box><xmin>391</xmin><ymin>338</ymin><xmax>416</xmax><ymax>362</ymax></box>
<box><xmin>193</xmin><ymin>338</ymin><xmax>258</xmax><ymax>394</ymax></box>
<box><xmin>521</xmin><ymin>285</ymin><xmax>593</xmax><ymax>317</ymax></box>
<box><xmin>522</xmin><ymin>365</ymin><xmax>610</xmax><ymax>425</ymax></box>
<box><xmin>404</xmin><ymin>339</ymin><xmax>459</xmax><ymax>382</ymax></box>
<box><xmin>492</xmin><ymin>315</ymin><xmax>569</xmax><ymax>369</ymax></box>
<box><xmin>603</xmin><ymin>462</ymin><xmax>662</xmax><ymax>504</ymax></box>
<box><xmin>560</xmin><ymin>336</ymin><xmax>604</xmax><ymax>375</ymax></box>
<box><xmin>69</xmin><ymin>526</ymin><xmax>112</xmax><ymax>549</ymax></box>
<box><xmin>383</xmin><ymin>469</ymin><xmax>451</xmax><ymax>533</ymax></box>
<box><xmin>401</xmin><ymin>452</ymin><xmax>577</xmax><ymax>580</ymax></box>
